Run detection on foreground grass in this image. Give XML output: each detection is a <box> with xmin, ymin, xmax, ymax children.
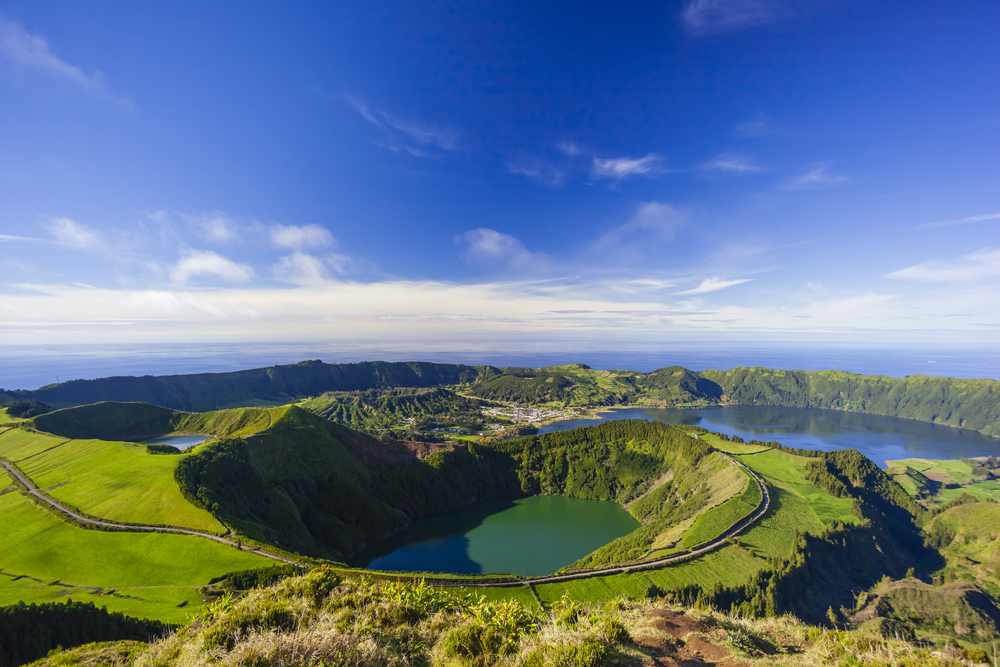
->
<box><xmin>0</xmin><ymin>469</ymin><xmax>272</xmax><ymax>623</ymax></box>
<box><xmin>0</xmin><ymin>428</ymin><xmax>223</xmax><ymax>532</ymax></box>
<box><xmin>31</xmin><ymin>570</ymin><xmax>980</xmax><ymax>667</ymax></box>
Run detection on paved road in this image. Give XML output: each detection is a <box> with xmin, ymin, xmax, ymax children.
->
<box><xmin>0</xmin><ymin>459</ymin><xmax>299</xmax><ymax>566</ymax></box>
<box><xmin>462</xmin><ymin>453</ymin><xmax>770</xmax><ymax>588</ymax></box>
<box><xmin>2</xmin><ymin>447</ymin><xmax>769</xmax><ymax>588</ymax></box>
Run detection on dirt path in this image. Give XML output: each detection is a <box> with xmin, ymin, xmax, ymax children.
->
<box><xmin>0</xmin><ymin>459</ymin><xmax>299</xmax><ymax>566</ymax></box>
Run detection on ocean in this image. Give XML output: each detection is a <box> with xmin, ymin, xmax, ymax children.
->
<box><xmin>1</xmin><ymin>341</ymin><xmax>999</xmax><ymax>391</ymax></box>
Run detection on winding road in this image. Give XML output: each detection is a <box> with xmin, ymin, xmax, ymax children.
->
<box><xmin>447</xmin><ymin>453</ymin><xmax>771</xmax><ymax>588</ymax></box>
<box><xmin>1</xmin><ymin>448</ymin><xmax>769</xmax><ymax>588</ymax></box>
<box><xmin>0</xmin><ymin>458</ymin><xmax>299</xmax><ymax>566</ymax></box>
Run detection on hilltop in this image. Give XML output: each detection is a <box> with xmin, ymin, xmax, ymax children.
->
<box><xmin>4</xmin><ymin>360</ymin><xmax>999</xmax><ymax>436</ymax></box>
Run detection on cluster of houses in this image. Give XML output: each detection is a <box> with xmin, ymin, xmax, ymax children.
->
<box><xmin>480</xmin><ymin>405</ymin><xmax>574</xmax><ymax>423</ymax></box>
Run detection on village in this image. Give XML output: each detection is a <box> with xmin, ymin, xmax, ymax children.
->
<box><xmin>480</xmin><ymin>404</ymin><xmax>576</xmax><ymax>424</ymax></box>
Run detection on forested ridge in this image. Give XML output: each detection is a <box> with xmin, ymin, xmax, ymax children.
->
<box><xmin>4</xmin><ymin>359</ymin><xmax>998</xmax><ymax>436</ymax></box>
<box><xmin>0</xmin><ymin>600</ymin><xmax>165</xmax><ymax>667</ymax></box>
<box><xmin>172</xmin><ymin>414</ymin><xmax>720</xmax><ymax>562</ymax></box>
<box><xmin>298</xmin><ymin>387</ymin><xmax>492</xmax><ymax>432</ymax></box>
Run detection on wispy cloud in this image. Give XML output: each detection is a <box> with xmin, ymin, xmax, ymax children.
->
<box><xmin>270</xmin><ymin>223</ymin><xmax>334</xmax><ymax>250</ymax></box>
<box><xmin>733</xmin><ymin>113</ymin><xmax>771</xmax><ymax>137</ymax></box>
<box><xmin>886</xmin><ymin>248</ymin><xmax>1000</xmax><ymax>282</ymax></box>
<box><xmin>699</xmin><ymin>151</ymin><xmax>762</xmax><ymax>173</ymax></box>
<box><xmin>674</xmin><ymin>277</ymin><xmax>752</xmax><ymax>295</ymax></box>
<box><xmin>170</xmin><ymin>250</ymin><xmax>253</xmax><ymax>284</ymax></box>
<box><xmin>272</xmin><ymin>252</ymin><xmax>330</xmax><ymax>286</ymax></box>
<box><xmin>0</xmin><ymin>233</ymin><xmax>45</xmax><ymax>242</ymax></box>
<box><xmin>599</xmin><ymin>202</ymin><xmax>685</xmax><ymax>247</ymax></box>
<box><xmin>780</xmin><ymin>161</ymin><xmax>848</xmax><ymax>189</ymax></box>
<box><xmin>455</xmin><ymin>229</ymin><xmax>546</xmax><ymax>269</ymax></box>
<box><xmin>45</xmin><ymin>217</ymin><xmax>100</xmax><ymax>249</ymax></box>
<box><xmin>0</xmin><ymin>18</ymin><xmax>129</xmax><ymax>106</ymax></box>
<box><xmin>681</xmin><ymin>0</ymin><xmax>805</xmax><ymax>36</ymax></box>
<box><xmin>920</xmin><ymin>213</ymin><xmax>1000</xmax><ymax>229</ymax></box>
<box><xmin>346</xmin><ymin>94</ymin><xmax>460</xmax><ymax>155</ymax></box>
<box><xmin>591</xmin><ymin>153</ymin><xmax>662</xmax><ymax>181</ymax></box>
<box><xmin>507</xmin><ymin>158</ymin><xmax>565</xmax><ymax>187</ymax></box>
<box><xmin>185</xmin><ymin>211</ymin><xmax>239</xmax><ymax>242</ymax></box>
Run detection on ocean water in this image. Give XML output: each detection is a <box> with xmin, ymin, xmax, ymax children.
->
<box><xmin>1</xmin><ymin>341</ymin><xmax>999</xmax><ymax>391</ymax></box>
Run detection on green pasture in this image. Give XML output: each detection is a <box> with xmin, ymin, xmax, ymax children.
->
<box><xmin>0</xmin><ymin>469</ymin><xmax>272</xmax><ymax>623</ymax></box>
<box><xmin>680</xmin><ymin>468</ymin><xmax>760</xmax><ymax>549</ymax></box>
<box><xmin>0</xmin><ymin>409</ymin><xmax>20</xmax><ymax>425</ymax></box>
<box><xmin>473</xmin><ymin>585</ymin><xmax>542</xmax><ymax>610</ymax></box>
<box><xmin>888</xmin><ymin>458</ymin><xmax>976</xmax><ymax>485</ymax></box>
<box><xmin>697</xmin><ymin>433</ymin><xmax>771</xmax><ymax>455</ymax></box>
<box><xmin>532</xmin><ymin>544</ymin><xmax>765</xmax><ymax>604</ymax></box>
<box><xmin>887</xmin><ymin>457</ymin><xmax>1000</xmax><ymax>504</ymax></box>
<box><xmin>0</xmin><ymin>428</ymin><xmax>222</xmax><ymax>532</ymax></box>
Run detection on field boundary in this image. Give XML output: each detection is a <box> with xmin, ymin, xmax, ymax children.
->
<box><xmin>0</xmin><ymin>458</ymin><xmax>300</xmax><ymax>566</ymax></box>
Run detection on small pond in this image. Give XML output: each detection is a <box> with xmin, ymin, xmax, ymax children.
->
<box><xmin>142</xmin><ymin>434</ymin><xmax>210</xmax><ymax>450</ymax></box>
<box><xmin>350</xmin><ymin>495</ymin><xmax>640</xmax><ymax>577</ymax></box>
<box><xmin>539</xmin><ymin>405</ymin><xmax>1000</xmax><ymax>467</ymax></box>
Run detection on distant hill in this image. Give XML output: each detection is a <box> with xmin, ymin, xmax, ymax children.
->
<box><xmin>4</xmin><ymin>359</ymin><xmax>999</xmax><ymax>436</ymax></box>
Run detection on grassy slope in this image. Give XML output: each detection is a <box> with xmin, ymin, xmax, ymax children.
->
<box><xmin>925</xmin><ymin>502</ymin><xmax>1000</xmax><ymax>597</ymax></box>
<box><xmin>0</xmin><ymin>408</ymin><xmax>19</xmax><ymax>424</ymax></box>
<box><xmin>888</xmin><ymin>457</ymin><xmax>1000</xmax><ymax>505</ymax></box>
<box><xmin>0</xmin><ymin>427</ymin><xmax>223</xmax><ymax>532</ymax></box>
<box><xmin>0</xmin><ymin>469</ymin><xmax>272</xmax><ymax>623</ymax></box>
<box><xmin>496</xmin><ymin>435</ymin><xmax>856</xmax><ymax>605</ymax></box>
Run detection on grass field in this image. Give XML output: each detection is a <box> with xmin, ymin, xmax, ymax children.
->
<box><xmin>0</xmin><ymin>469</ymin><xmax>273</xmax><ymax>622</ymax></box>
<box><xmin>887</xmin><ymin>457</ymin><xmax>1000</xmax><ymax>505</ymax></box>
<box><xmin>0</xmin><ymin>428</ymin><xmax>223</xmax><ymax>532</ymax></box>
<box><xmin>532</xmin><ymin>545</ymin><xmax>765</xmax><ymax>605</ymax></box>
<box><xmin>0</xmin><ymin>409</ymin><xmax>19</xmax><ymax>424</ymax></box>
<box><xmin>680</xmin><ymin>468</ymin><xmax>760</xmax><ymax>549</ymax></box>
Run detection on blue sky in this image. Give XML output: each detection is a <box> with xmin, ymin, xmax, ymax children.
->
<box><xmin>0</xmin><ymin>0</ymin><xmax>998</xmax><ymax>348</ymax></box>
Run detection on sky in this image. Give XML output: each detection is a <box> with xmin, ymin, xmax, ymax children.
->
<box><xmin>0</xmin><ymin>0</ymin><xmax>998</xmax><ymax>350</ymax></box>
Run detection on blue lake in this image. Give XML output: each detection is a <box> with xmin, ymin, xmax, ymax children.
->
<box><xmin>142</xmin><ymin>435</ymin><xmax>209</xmax><ymax>450</ymax></box>
<box><xmin>349</xmin><ymin>495</ymin><xmax>639</xmax><ymax>576</ymax></box>
<box><xmin>539</xmin><ymin>405</ymin><xmax>1000</xmax><ymax>467</ymax></box>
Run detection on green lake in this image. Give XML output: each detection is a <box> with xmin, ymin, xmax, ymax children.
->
<box><xmin>349</xmin><ymin>495</ymin><xmax>640</xmax><ymax>577</ymax></box>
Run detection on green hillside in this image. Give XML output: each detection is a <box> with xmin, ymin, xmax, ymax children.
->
<box><xmin>0</xmin><ymin>469</ymin><xmax>272</xmax><ymax>624</ymax></box>
<box><xmin>703</xmin><ymin>367</ymin><xmax>1000</xmax><ymax>436</ymax></box>
<box><xmin>298</xmin><ymin>387</ymin><xmax>491</xmax><ymax>432</ymax></box>
<box><xmin>6</xmin><ymin>360</ymin><xmax>501</xmax><ymax>412</ymax></box>
<box><xmin>8</xmin><ymin>359</ymin><xmax>1000</xmax><ymax>436</ymax></box>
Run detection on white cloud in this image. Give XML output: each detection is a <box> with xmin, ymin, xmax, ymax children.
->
<box><xmin>674</xmin><ymin>277</ymin><xmax>752</xmax><ymax>295</ymax></box>
<box><xmin>273</xmin><ymin>252</ymin><xmax>330</xmax><ymax>286</ymax></box>
<box><xmin>0</xmin><ymin>18</ymin><xmax>128</xmax><ymax>105</ymax></box>
<box><xmin>347</xmin><ymin>95</ymin><xmax>460</xmax><ymax>154</ymax></box>
<box><xmin>781</xmin><ymin>161</ymin><xmax>848</xmax><ymax>189</ymax></box>
<box><xmin>45</xmin><ymin>217</ymin><xmax>100</xmax><ymax>249</ymax></box>
<box><xmin>599</xmin><ymin>202</ymin><xmax>685</xmax><ymax>247</ymax></box>
<box><xmin>507</xmin><ymin>159</ymin><xmax>565</xmax><ymax>187</ymax></box>
<box><xmin>170</xmin><ymin>250</ymin><xmax>253</xmax><ymax>284</ymax></box>
<box><xmin>699</xmin><ymin>151</ymin><xmax>762</xmax><ymax>173</ymax></box>
<box><xmin>381</xmin><ymin>115</ymin><xmax>460</xmax><ymax>151</ymax></box>
<box><xmin>886</xmin><ymin>248</ymin><xmax>1000</xmax><ymax>282</ymax></box>
<box><xmin>0</xmin><ymin>233</ymin><xmax>44</xmax><ymax>242</ymax></box>
<box><xmin>455</xmin><ymin>229</ymin><xmax>545</xmax><ymax>269</ymax></box>
<box><xmin>591</xmin><ymin>154</ymin><xmax>662</xmax><ymax>181</ymax></box>
<box><xmin>734</xmin><ymin>114</ymin><xmax>770</xmax><ymax>137</ymax></box>
<box><xmin>270</xmin><ymin>223</ymin><xmax>334</xmax><ymax>250</ymax></box>
<box><xmin>189</xmin><ymin>212</ymin><xmax>238</xmax><ymax>242</ymax></box>
<box><xmin>682</xmin><ymin>0</ymin><xmax>802</xmax><ymax>35</ymax></box>
<box><xmin>555</xmin><ymin>142</ymin><xmax>583</xmax><ymax>156</ymax></box>
<box><xmin>920</xmin><ymin>213</ymin><xmax>1000</xmax><ymax>229</ymax></box>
